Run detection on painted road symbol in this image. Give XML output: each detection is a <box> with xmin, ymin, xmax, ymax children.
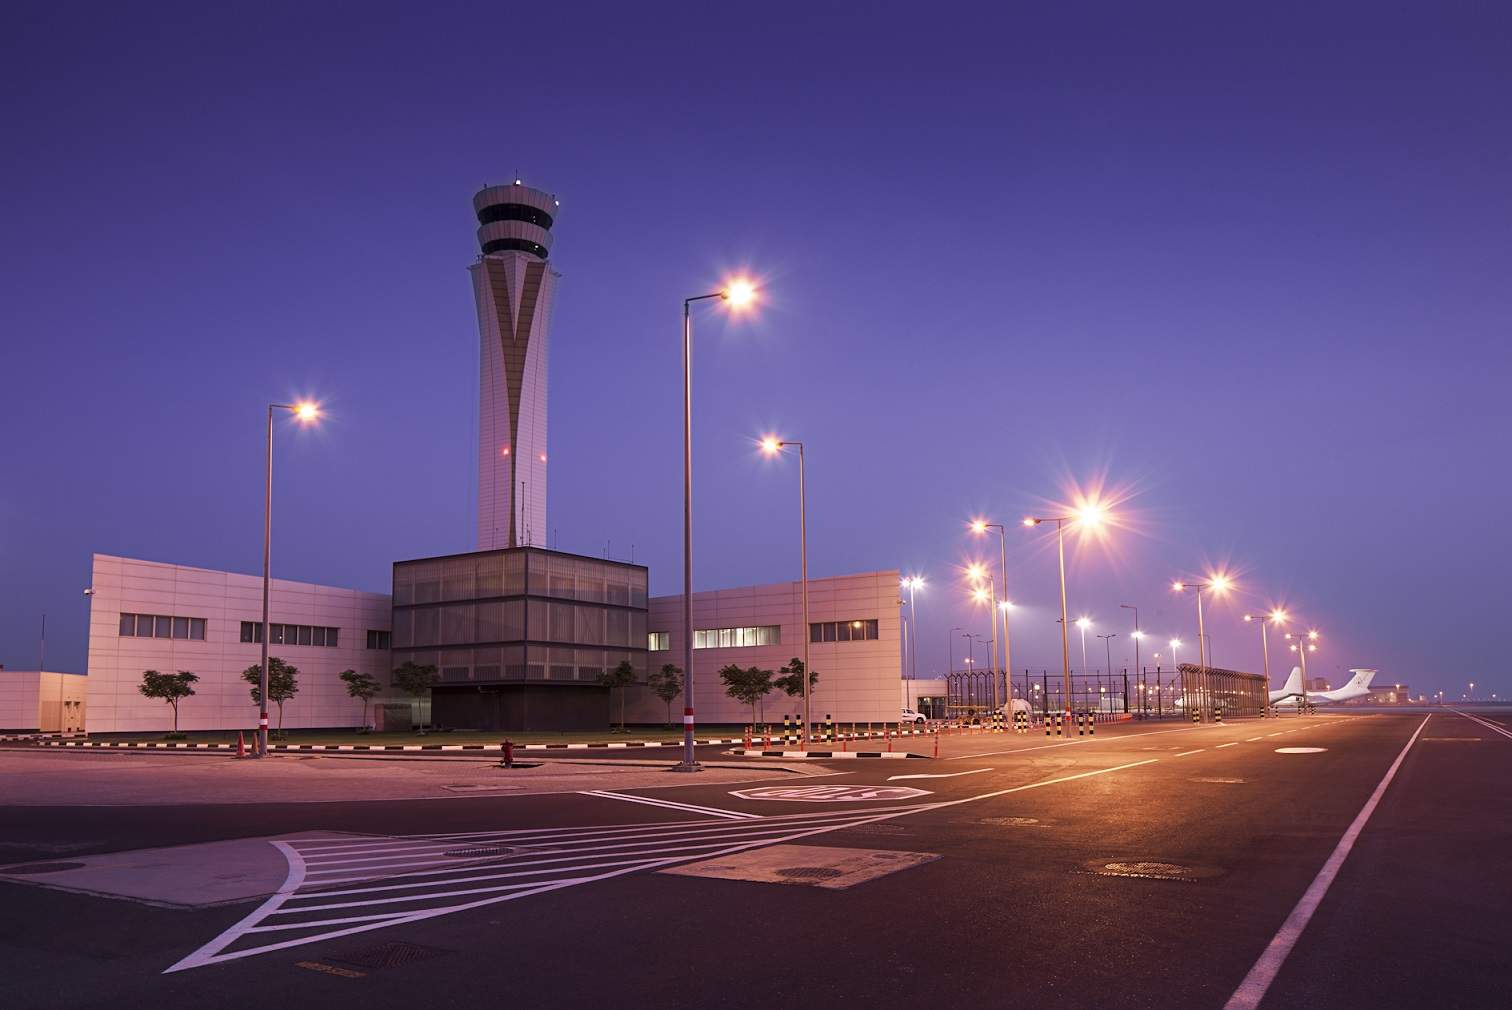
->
<box><xmin>730</xmin><ymin>785</ymin><xmax>932</xmax><ymax>802</ymax></box>
<box><xmin>1275</xmin><ymin>747</ymin><xmax>1327</xmax><ymax>754</ymax></box>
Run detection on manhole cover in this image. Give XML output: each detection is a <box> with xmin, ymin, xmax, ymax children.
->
<box><xmin>1082</xmin><ymin>859</ymin><xmax>1222</xmax><ymax>882</ymax></box>
<box><xmin>845</xmin><ymin>823</ymin><xmax>910</xmax><ymax>835</ymax></box>
<box><xmin>1</xmin><ymin>862</ymin><xmax>86</xmax><ymax>874</ymax></box>
<box><xmin>442</xmin><ymin>846</ymin><xmax>511</xmax><ymax>858</ymax></box>
<box><xmin>329</xmin><ymin>941</ymin><xmax>450</xmax><ymax>971</ymax></box>
<box><xmin>776</xmin><ymin>866</ymin><xmax>846</xmax><ymax>880</ymax></box>
<box><xmin>979</xmin><ymin>816</ymin><xmax>1042</xmax><ymax>826</ymax></box>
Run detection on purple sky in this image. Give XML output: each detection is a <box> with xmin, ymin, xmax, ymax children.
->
<box><xmin>4</xmin><ymin>3</ymin><xmax>1509</xmax><ymax>697</ymax></box>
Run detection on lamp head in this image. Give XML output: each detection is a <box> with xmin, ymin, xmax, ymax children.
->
<box><xmin>294</xmin><ymin>402</ymin><xmax>320</xmax><ymax>423</ymax></box>
<box><xmin>1076</xmin><ymin>616</ymin><xmax>1092</xmax><ymax>630</ymax></box>
<box><xmin>722</xmin><ymin>278</ymin><xmax>757</xmax><ymax>308</ymax></box>
<box><xmin>760</xmin><ymin>437</ymin><xmax>783</xmax><ymax>455</ymax></box>
<box><xmin>1022</xmin><ymin>517</ymin><xmax>1039</xmax><ymax>527</ymax></box>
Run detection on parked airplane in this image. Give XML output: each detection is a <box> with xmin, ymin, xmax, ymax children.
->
<box><xmin>1298</xmin><ymin>668</ymin><xmax>1378</xmax><ymax>705</ymax></box>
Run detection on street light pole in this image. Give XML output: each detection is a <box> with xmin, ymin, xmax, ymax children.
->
<box><xmin>259</xmin><ymin>400</ymin><xmax>319</xmax><ymax>758</ymax></box>
<box><xmin>678</xmin><ymin>281</ymin><xmax>756</xmax><ymax>772</ymax></box>
<box><xmin>971</xmin><ymin>521</ymin><xmax>1014</xmax><ymax>711</ymax></box>
<box><xmin>1172</xmin><ymin>575</ymin><xmax>1232</xmax><ymax>722</ymax></box>
<box><xmin>1098</xmin><ymin>632</ymin><xmax>1118</xmax><ymax>684</ymax></box>
<box><xmin>761</xmin><ymin>438</ymin><xmax>811</xmax><ymax>746</ymax></box>
<box><xmin>1025</xmin><ymin>506</ymin><xmax>1106</xmax><ymax>717</ymax></box>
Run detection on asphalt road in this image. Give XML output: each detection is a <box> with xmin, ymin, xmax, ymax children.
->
<box><xmin>1</xmin><ymin>710</ymin><xmax>1506</xmax><ymax>1009</ymax></box>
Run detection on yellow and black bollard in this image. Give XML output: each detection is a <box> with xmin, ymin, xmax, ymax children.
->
<box><xmin>1215</xmin><ymin>705</ymin><xmax>1223</xmax><ymax>724</ymax></box>
<box><xmin>783</xmin><ymin>714</ymin><xmax>793</xmax><ymax>746</ymax></box>
<box><xmin>1045</xmin><ymin>713</ymin><xmax>1052</xmax><ymax>737</ymax></box>
<box><xmin>824</xmin><ymin>714</ymin><xmax>834</xmax><ymax>745</ymax></box>
<box><xmin>1055</xmin><ymin>712</ymin><xmax>1064</xmax><ymax>737</ymax></box>
<box><xmin>1088</xmin><ymin>711</ymin><xmax>1095</xmax><ymax>736</ymax></box>
<box><xmin>1192</xmin><ymin>706</ymin><xmax>1201</xmax><ymax>724</ymax></box>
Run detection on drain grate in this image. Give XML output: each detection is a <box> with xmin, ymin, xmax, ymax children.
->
<box><xmin>776</xmin><ymin>866</ymin><xmax>846</xmax><ymax>880</ymax></box>
<box><xmin>1082</xmin><ymin>859</ymin><xmax>1222</xmax><ymax>883</ymax></box>
<box><xmin>442</xmin><ymin>846</ymin><xmax>511</xmax><ymax>858</ymax></box>
<box><xmin>329</xmin><ymin>941</ymin><xmax>450</xmax><ymax>971</ymax></box>
<box><xmin>2</xmin><ymin>861</ymin><xmax>86</xmax><ymax>875</ymax></box>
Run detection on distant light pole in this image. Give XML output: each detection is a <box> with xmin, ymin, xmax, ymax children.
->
<box><xmin>1024</xmin><ymin>502</ymin><xmax>1107</xmax><ymax>716</ymax></box>
<box><xmin>1285</xmin><ymin>629</ymin><xmax>1321</xmax><ymax>707</ymax></box>
<box><xmin>761</xmin><ymin>436</ymin><xmax>811</xmax><ymax>746</ymax></box>
<box><xmin>1097</xmin><ymin>631</ymin><xmax>1118</xmax><ymax>682</ymax></box>
<box><xmin>971</xmin><ymin>520</ymin><xmax>1013</xmax><ymax>710</ymax></box>
<box><xmin>1076</xmin><ymin>617</ymin><xmax>1092</xmax><ymax>709</ymax></box>
<box><xmin>1243</xmin><ymin>608</ymin><xmax>1288</xmax><ymax>693</ymax></box>
<box><xmin>258</xmin><ymin>400</ymin><xmax>320</xmax><ymax>758</ymax></box>
<box><xmin>1121</xmin><ymin>603</ymin><xmax>1141</xmax><ymax>681</ymax></box>
<box><xmin>966</xmin><ymin>566</ymin><xmax>999</xmax><ymax>713</ymax></box>
<box><xmin>677</xmin><ymin>279</ymin><xmax>757</xmax><ymax>772</ymax></box>
<box><xmin>1172</xmin><ymin>575</ymin><xmax>1233</xmax><ymax>722</ymax></box>
<box><xmin>901</xmin><ymin>575</ymin><xmax>925</xmax><ymax>682</ymax></box>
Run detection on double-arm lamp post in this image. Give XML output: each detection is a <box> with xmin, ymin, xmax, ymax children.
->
<box><xmin>1243</xmin><ymin>608</ymin><xmax>1289</xmax><ymax>696</ymax></box>
<box><xmin>1023</xmin><ymin>504</ymin><xmax>1104</xmax><ymax>716</ymax></box>
<box><xmin>761</xmin><ymin>437</ymin><xmax>812</xmax><ymax>746</ymax></box>
<box><xmin>1171</xmin><ymin>574</ymin><xmax>1232</xmax><ymax>722</ymax></box>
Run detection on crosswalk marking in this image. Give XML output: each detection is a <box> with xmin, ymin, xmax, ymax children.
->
<box><xmin>165</xmin><ymin>804</ymin><xmax>930</xmax><ymax>973</ymax></box>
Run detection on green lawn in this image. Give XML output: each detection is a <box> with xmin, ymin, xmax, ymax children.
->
<box><xmin>78</xmin><ymin>725</ymin><xmax>756</xmax><ymax>747</ymax></box>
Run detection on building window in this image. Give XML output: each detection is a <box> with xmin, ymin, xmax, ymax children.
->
<box><xmin>239</xmin><ymin>622</ymin><xmax>339</xmax><ymax>647</ymax></box>
<box><xmin>118</xmin><ymin>613</ymin><xmax>207</xmax><ymax>640</ymax></box>
<box><xmin>692</xmin><ymin>625</ymin><xmax>781</xmax><ymax>650</ymax></box>
<box><xmin>367</xmin><ymin>629</ymin><xmax>392</xmax><ymax>650</ymax></box>
<box><xmin>647</xmin><ymin>631</ymin><xmax>669</xmax><ymax>652</ymax></box>
<box><xmin>810</xmin><ymin>619</ymin><xmax>880</xmax><ymax>643</ymax></box>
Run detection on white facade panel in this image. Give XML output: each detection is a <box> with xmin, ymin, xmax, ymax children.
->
<box><xmin>84</xmin><ymin>554</ymin><xmax>393</xmax><ymax>733</ymax></box>
<box><xmin>625</xmin><ymin>569</ymin><xmax>904</xmax><ymax>725</ymax></box>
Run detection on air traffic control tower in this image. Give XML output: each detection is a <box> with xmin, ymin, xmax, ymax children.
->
<box><xmin>469</xmin><ymin>180</ymin><xmax>559</xmax><ymax>550</ymax></box>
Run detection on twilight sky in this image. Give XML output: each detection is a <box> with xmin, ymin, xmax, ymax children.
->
<box><xmin>3</xmin><ymin>2</ymin><xmax>1509</xmax><ymax>697</ymax></box>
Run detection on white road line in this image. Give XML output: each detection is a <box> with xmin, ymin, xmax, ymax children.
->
<box><xmin>1216</xmin><ymin>742</ymin><xmax>1238</xmax><ymax>749</ymax></box>
<box><xmin>1247</xmin><ymin>736</ymin><xmax>1264</xmax><ymax>742</ymax></box>
<box><xmin>1268</xmin><ymin>732</ymin><xmax>1284</xmax><ymax>737</ymax></box>
<box><xmin>580</xmin><ymin>790</ymin><xmax>757</xmax><ymax>820</ymax></box>
<box><xmin>1174</xmin><ymin>749</ymin><xmax>1205</xmax><ymax>757</ymax></box>
<box><xmin>887</xmin><ymin>768</ymin><xmax>993</xmax><ymax>781</ymax></box>
<box><xmin>1454</xmin><ymin>709</ymin><xmax>1512</xmax><ymax>741</ymax></box>
<box><xmin>1223</xmin><ymin>714</ymin><xmax>1430</xmax><ymax>1010</ymax></box>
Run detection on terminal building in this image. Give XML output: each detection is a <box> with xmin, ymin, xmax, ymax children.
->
<box><xmin>78</xmin><ymin>179</ymin><xmax>904</xmax><ymax>733</ymax></box>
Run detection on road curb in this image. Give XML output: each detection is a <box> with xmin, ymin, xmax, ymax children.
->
<box><xmin>730</xmin><ymin>749</ymin><xmax>922</xmax><ymax>759</ymax></box>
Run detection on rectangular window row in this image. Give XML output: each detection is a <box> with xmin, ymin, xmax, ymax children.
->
<box><xmin>367</xmin><ymin>630</ymin><xmax>392</xmax><ymax>650</ymax></box>
<box><xmin>647</xmin><ymin>631</ymin><xmax>670</xmax><ymax>652</ymax></box>
<box><xmin>810</xmin><ymin>619</ymin><xmax>879</xmax><ymax>643</ymax></box>
<box><xmin>692</xmin><ymin>625</ymin><xmax>781</xmax><ymax>650</ymax></box>
<box><xmin>118</xmin><ymin>613</ymin><xmax>206</xmax><ymax>640</ymax></box>
<box><xmin>239</xmin><ymin>622</ymin><xmax>340</xmax><ymax>647</ymax></box>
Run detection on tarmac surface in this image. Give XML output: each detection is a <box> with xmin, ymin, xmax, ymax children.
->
<box><xmin>1</xmin><ymin>709</ymin><xmax>1507</xmax><ymax>1009</ymax></box>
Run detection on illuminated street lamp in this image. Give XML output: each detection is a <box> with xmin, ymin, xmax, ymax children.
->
<box><xmin>1075</xmin><ymin>617</ymin><xmax>1092</xmax><ymax>707</ymax></box>
<box><xmin>900</xmin><ymin>575</ymin><xmax>925</xmax><ymax>683</ymax></box>
<box><xmin>677</xmin><ymin>279</ymin><xmax>758</xmax><ymax>771</ymax></box>
<box><xmin>970</xmin><ymin>519</ymin><xmax>1014</xmax><ymax>711</ymax></box>
<box><xmin>1024</xmin><ymin>502</ymin><xmax>1106</xmax><ymax>716</ymax></box>
<box><xmin>1169</xmin><ymin>637</ymin><xmax>1182</xmax><ymax>669</ymax></box>
<box><xmin>1172</xmin><ymin>575</ymin><xmax>1232</xmax><ymax>721</ymax></box>
<box><xmin>258</xmin><ymin>400</ymin><xmax>320</xmax><ymax>757</ymax></box>
<box><xmin>1243</xmin><ymin>608</ymin><xmax>1288</xmax><ymax>695</ymax></box>
<box><xmin>966</xmin><ymin>564</ymin><xmax>999</xmax><ymax>713</ymax></box>
<box><xmin>761</xmin><ymin>436</ymin><xmax>811</xmax><ymax>745</ymax></box>
<box><xmin>1285</xmin><ymin>629</ymin><xmax>1321</xmax><ymax>707</ymax></box>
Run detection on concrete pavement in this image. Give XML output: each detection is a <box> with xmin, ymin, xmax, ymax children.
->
<box><xmin>0</xmin><ymin>710</ymin><xmax>1506</xmax><ymax>1009</ymax></box>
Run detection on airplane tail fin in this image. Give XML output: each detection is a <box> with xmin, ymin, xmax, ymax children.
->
<box><xmin>1277</xmin><ymin>666</ymin><xmax>1303</xmax><ymax>696</ymax></box>
<box><xmin>1347</xmin><ymin>668</ymin><xmax>1378</xmax><ymax>690</ymax></box>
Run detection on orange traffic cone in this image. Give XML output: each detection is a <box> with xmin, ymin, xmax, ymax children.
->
<box><xmin>236</xmin><ymin>730</ymin><xmax>245</xmax><ymax>758</ymax></box>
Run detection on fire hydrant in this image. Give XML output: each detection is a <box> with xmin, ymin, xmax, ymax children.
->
<box><xmin>501</xmin><ymin>738</ymin><xmax>515</xmax><ymax>768</ymax></box>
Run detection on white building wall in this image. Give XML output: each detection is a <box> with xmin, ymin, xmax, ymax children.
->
<box><xmin>0</xmin><ymin>671</ymin><xmax>44</xmax><ymax>731</ymax></box>
<box><xmin>85</xmin><ymin>554</ymin><xmax>393</xmax><ymax>733</ymax></box>
<box><xmin>624</xmin><ymin>570</ymin><xmax>903</xmax><ymax>725</ymax></box>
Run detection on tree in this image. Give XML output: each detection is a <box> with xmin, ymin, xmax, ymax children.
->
<box><xmin>138</xmin><ymin>669</ymin><xmax>199</xmax><ymax>733</ymax></box>
<box><xmin>598</xmin><ymin>660</ymin><xmax>638</xmax><ymax>731</ymax></box>
<box><xmin>774</xmin><ymin>657</ymin><xmax>819</xmax><ymax>700</ymax></box>
<box><xmin>646</xmin><ymin>663</ymin><xmax>683</xmax><ymax>726</ymax></box>
<box><xmin>242</xmin><ymin>658</ymin><xmax>299</xmax><ymax>736</ymax></box>
<box><xmin>719</xmin><ymin>664</ymin><xmax>773</xmax><ymax>726</ymax></box>
<box><xmin>391</xmin><ymin>661</ymin><xmax>439</xmax><ymax>730</ymax></box>
<box><xmin>339</xmin><ymin>670</ymin><xmax>380</xmax><ymax>730</ymax></box>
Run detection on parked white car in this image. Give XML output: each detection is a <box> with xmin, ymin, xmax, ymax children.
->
<box><xmin>900</xmin><ymin>708</ymin><xmax>928</xmax><ymax>724</ymax></box>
